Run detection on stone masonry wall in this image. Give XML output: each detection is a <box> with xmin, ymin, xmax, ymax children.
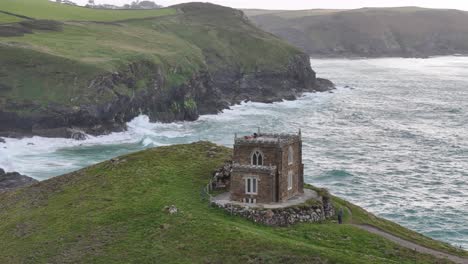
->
<box><xmin>279</xmin><ymin>140</ymin><xmax>302</xmax><ymax>202</ymax></box>
<box><xmin>232</xmin><ymin>138</ymin><xmax>303</xmax><ymax>203</ymax></box>
<box><xmin>233</xmin><ymin>143</ymin><xmax>279</xmax><ymax>167</ymax></box>
<box><xmin>212</xmin><ymin>197</ymin><xmax>335</xmax><ymax>226</ymax></box>
<box><xmin>230</xmin><ymin>169</ymin><xmax>275</xmax><ymax>204</ymax></box>
<box><xmin>232</xmin><ymin>143</ymin><xmax>280</xmax><ymax>203</ymax></box>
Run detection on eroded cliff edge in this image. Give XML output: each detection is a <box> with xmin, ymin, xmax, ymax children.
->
<box><xmin>0</xmin><ymin>3</ymin><xmax>333</xmax><ymax>139</ymax></box>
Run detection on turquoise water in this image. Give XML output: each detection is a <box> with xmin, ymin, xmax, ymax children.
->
<box><xmin>1</xmin><ymin>57</ymin><xmax>467</xmax><ymax>248</ymax></box>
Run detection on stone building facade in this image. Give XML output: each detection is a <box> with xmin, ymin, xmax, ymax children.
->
<box><xmin>230</xmin><ymin>131</ymin><xmax>304</xmax><ymax>204</ymax></box>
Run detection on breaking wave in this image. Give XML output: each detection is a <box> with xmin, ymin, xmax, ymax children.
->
<box><xmin>1</xmin><ymin>56</ymin><xmax>467</xmax><ymax>248</ymax></box>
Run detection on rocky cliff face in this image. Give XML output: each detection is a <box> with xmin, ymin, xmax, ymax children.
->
<box><xmin>0</xmin><ymin>55</ymin><xmax>332</xmax><ymax>139</ymax></box>
<box><xmin>246</xmin><ymin>7</ymin><xmax>468</xmax><ymax>58</ymax></box>
<box><xmin>0</xmin><ymin>3</ymin><xmax>334</xmax><ymax>139</ymax></box>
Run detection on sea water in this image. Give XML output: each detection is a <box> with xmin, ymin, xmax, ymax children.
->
<box><xmin>1</xmin><ymin>57</ymin><xmax>467</xmax><ymax>248</ymax></box>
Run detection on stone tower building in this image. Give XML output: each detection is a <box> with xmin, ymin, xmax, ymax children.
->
<box><xmin>230</xmin><ymin>131</ymin><xmax>304</xmax><ymax>204</ymax></box>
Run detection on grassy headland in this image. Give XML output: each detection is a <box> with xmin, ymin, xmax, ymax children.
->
<box><xmin>1</xmin><ymin>1</ymin><xmax>323</xmax><ymax>138</ymax></box>
<box><xmin>0</xmin><ymin>142</ymin><xmax>465</xmax><ymax>263</ymax></box>
<box><xmin>0</xmin><ymin>0</ymin><xmax>177</xmax><ymax>22</ymax></box>
<box><xmin>1</xmin><ymin>1</ymin><xmax>298</xmax><ymax>105</ymax></box>
<box><xmin>245</xmin><ymin>7</ymin><xmax>468</xmax><ymax>58</ymax></box>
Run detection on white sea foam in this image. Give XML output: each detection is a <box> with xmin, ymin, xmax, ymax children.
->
<box><xmin>0</xmin><ymin>87</ymin><xmax>341</xmax><ymax>179</ymax></box>
<box><xmin>1</xmin><ymin>57</ymin><xmax>467</xmax><ymax>248</ymax></box>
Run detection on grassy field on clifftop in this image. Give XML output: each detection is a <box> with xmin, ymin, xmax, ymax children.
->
<box><xmin>0</xmin><ymin>142</ymin><xmax>465</xmax><ymax>263</ymax></box>
<box><xmin>0</xmin><ymin>0</ymin><xmax>176</xmax><ymax>22</ymax></box>
<box><xmin>0</xmin><ymin>1</ymin><xmax>300</xmax><ymax>113</ymax></box>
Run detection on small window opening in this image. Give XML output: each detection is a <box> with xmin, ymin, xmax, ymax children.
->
<box><xmin>288</xmin><ymin>146</ymin><xmax>293</xmax><ymax>165</ymax></box>
<box><xmin>251</xmin><ymin>151</ymin><xmax>263</xmax><ymax>166</ymax></box>
<box><xmin>245</xmin><ymin>177</ymin><xmax>258</xmax><ymax>194</ymax></box>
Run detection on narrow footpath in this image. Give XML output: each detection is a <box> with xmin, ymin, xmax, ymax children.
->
<box><xmin>353</xmin><ymin>224</ymin><xmax>468</xmax><ymax>264</ymax></box>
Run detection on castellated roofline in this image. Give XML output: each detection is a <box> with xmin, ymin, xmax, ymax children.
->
<box><xmin>234</xmin><ymin>132</ymin><xmax>301</xmax><ymax>147</ymax></box>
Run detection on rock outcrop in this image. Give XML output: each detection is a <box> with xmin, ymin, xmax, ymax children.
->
<box><xmin>0</xmin><ymin>3</ymin><xmax>334</xmax><ymax>139</ymax></box>
<box><xmin>212</xmin><ymin>162</ymin><xmax>232</xmax><ymax>189</ymax></box>
<box><xmin>0</xmin><ymin>55</ymin><xmax>333</xmax><ymax>139</ymax></box>
<box><xmin>0</xmin><ymin>168</ymin><xmax>38</xmax><ymax>193</ymax></box>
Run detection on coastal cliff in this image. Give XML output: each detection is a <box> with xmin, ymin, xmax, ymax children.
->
<box><xmin>0</xmin><ymin>2</ymin><xmax>333</xmax><ymax>138</ymax></box>
<box><xmin>245</xmin><ymin>7</ymin><xmax>468</xmax><ymax>58</ymax></box>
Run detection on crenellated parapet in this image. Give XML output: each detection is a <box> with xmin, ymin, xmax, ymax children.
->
<box><xmin>234</xmin><ymin>137</ymin><xmax>279</xmax><ymax>145</ymax></box>
<box><xmin>234</xmin><ymin>131</ymin><xmax>301</xmax><ymax>147</ymax></box>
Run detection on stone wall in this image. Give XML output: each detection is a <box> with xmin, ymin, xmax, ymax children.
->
<box><xmin>233</xmin><ymin>143</ymin><xmax>279</xmax><ymax>167</ymax></box>
<box><xmin>322</xmin><ymin>195</ymin><xmax>335</xmax><ymax>218</ymax></box>
<box><xmin>212</xmin><ymin>197</ymin><xmax>335</xmax><ymax>226</ymax></box>
<box><xmin>230</xmin><ymin>165</ymin><xmax>276</xmax><ymax>203</ymax></box>
<box><xmin>232</xmin><ymin>143</ymin><xmax>280</xmax><ymax>203</ymax></box>
<box><xmin>231</xmin><ymin>134</ymin><xmax>303</xmax><ymax>203</ymax></box>
<box><xmin>278</xmin><ymin>140</ymin><xmax>303</xmax><ymax>202</ymax></box>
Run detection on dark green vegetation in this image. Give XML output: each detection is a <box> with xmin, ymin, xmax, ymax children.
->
<box><xmin>245</xmin><ymin>7</ymin><xmax>468</xmax><ymax>57</ymax></box>
<box><xmin>0</xmin><ymin>142</ymin><xmax>466</xmax><ymax>263</ymax></box>
<box><xmin>0</xmin><ymin>1</ymin><xmax>329</xmax><ymax>138</ymax></box>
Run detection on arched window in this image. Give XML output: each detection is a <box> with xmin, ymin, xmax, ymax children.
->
<box><xmin>288</xmin><ymin>146</ymin><xmax>293</xmax><ymax>165</ymax></box>
<box><xmin>251</xmin><ymin>150</ymin><xmax>263</xmax><ymax>166</ymax></box>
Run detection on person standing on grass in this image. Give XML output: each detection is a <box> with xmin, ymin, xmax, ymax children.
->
<box><xmin>338</xmin><ymin>208</ymin><xmax>344</xmax><ymax>224</ymax></box>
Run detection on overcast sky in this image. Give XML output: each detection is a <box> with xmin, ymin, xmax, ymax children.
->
<box><xmin>72</xmin><ymin>0</ymin><xmax>468</xmax><ymax>11</ymax></box>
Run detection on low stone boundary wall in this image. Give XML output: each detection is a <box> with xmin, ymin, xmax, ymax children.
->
<box><xmin>211</xmin><ymin>196</ymin><xmax>335</xmax><ymax>226</ymax></box>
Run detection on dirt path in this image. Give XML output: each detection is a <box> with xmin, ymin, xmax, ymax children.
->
<box><xmin>353</xmin><ymin>224</ymin><xmax>468</xmax><ymax>264</ymax></box>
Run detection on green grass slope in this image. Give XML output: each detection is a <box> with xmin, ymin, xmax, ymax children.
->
<box><xmin>0</xmin><ymin>12</ymin><xmax>23</xmax><ymax>24</ymax></box>
<box><xmin>0</xmin><ymin>0</ymin><xmax>308</xmax><ymax>134</ymax></box>
<box><xmin>0</xmin><ymin>1</ymin><xmax>302</xmax><ymax>124</ymax></box>
<box><xmin>0</xmin><ymin>0</ymin><xmax>176</xmax><ymax>22</ymax></box>
<box><xmin>245</xmin><ymin>6</ymin><xmax>468</xmax><ymax>57</ymax></box>
<box><xmin>0</xmin><ymin>142</ymin><xmax>466</xmax><ymax>263</ymax></box>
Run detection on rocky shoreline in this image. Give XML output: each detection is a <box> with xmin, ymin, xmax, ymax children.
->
<box><xmin>0</xmin><ymin>168</ymin><xmax>38</xmax><ymax>193</ymax></box>
<box><xmin>0</xmin><ymin>54</ymin><xmax>334</xmax><ymax>140</ymax></box>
